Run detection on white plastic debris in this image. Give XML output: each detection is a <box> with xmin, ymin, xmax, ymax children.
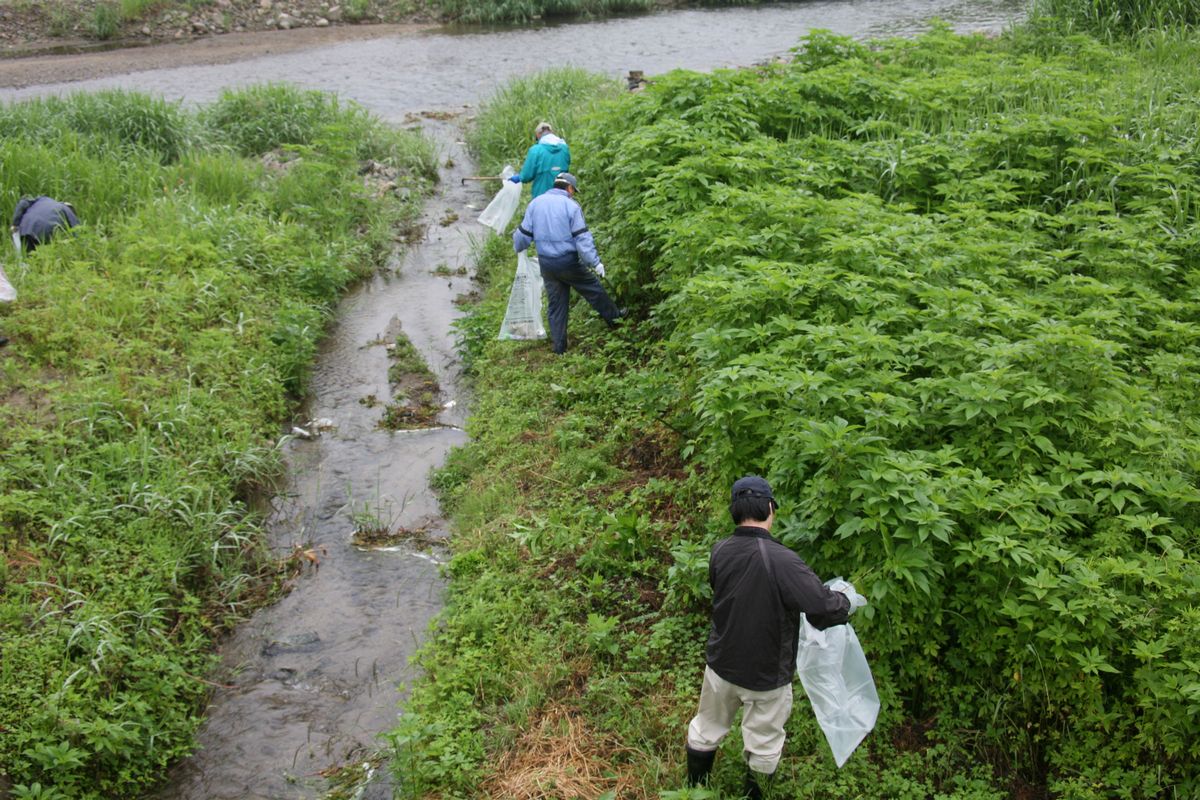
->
<box><xmin>796</xmin><ymin>579</ymin><xmax>879</xmax><ymax>768</ymax></box>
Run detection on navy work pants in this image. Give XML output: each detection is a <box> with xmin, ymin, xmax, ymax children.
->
<box><xmin>540</xmin><ymin>257</ymin><xmax>621</xmax><ymax>354</ymax></box>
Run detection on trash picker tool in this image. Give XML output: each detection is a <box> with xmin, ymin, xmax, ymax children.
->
<box><xmin>461</xmin><ymin>175</ymin><xmax>504</xmax><ymax>185</ymax></box>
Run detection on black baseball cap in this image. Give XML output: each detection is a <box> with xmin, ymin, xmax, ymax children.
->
<box><xmin>731</xmin><ymin>475</ymin><xmax>776</xmax><ymax>508</ymax></box>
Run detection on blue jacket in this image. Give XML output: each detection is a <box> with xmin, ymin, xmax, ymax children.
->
<box><xmin>512</xmin><ymin>188</ymin><xmax>599</xmax><ymax>269</ymax></box>
<box><xmin>12</xmin><ymin>196</ymin><xmax>79</xmax><ymax>248</ymax></box>
<box><xmin>517</xmin><ymin>134</ymin><xmax>570</xmax><ymax>198</ymax></box>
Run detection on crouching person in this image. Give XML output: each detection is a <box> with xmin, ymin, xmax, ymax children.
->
<box><xmin>4</xmin><ymin>196</ymin><xmax>80</xmax><ymax>347</ymax></box>
<box><xmin>12</xmin><ymin>195</ymin><xmax>79</xmax><ymax>254</ymax></box>
<box><xmin>685</xmin><ymin>476</ymin><xmax>854</xmax><ymax>797</ymax></box>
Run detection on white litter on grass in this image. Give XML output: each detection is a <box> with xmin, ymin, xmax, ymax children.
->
<box><xmin>0</xmin><ymin>262</ymin><xmax>17</xmax><ymax>303</ymax></box>
<box><xmin>290</xmin><ymin>426</ymin><xmax>313</xmax><ymax>439</ymax></box>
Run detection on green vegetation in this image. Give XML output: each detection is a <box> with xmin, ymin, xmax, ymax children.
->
<box><xmin>0</xmin><ymin>86</ymin><xmax>434</xmax><ymax>798</ymax></box>
<box><xmin>1034</xmin><ymin>0</ymin><xmax>1200</xmax><ymax>37</ymax></box>
<box><xmin>466</xmin><ymin>66</ymin><xmax>624</xmax><ymax>179</ymax></box>
<box><xmin>89</xmin><ymin>2</ymin><xmax>122</xmax><ymax>38</ymax></box>
<box><xmin>388</xmin><ymin>20</ymin><xmax>1200</xmax><ymax>800</ymax></box>
<box><xmin>381</xmin><ymin>331</ymin><xmax>442</xmax><ymax>430</ymax></box>
<box><xmin>435</xmin><ymin>0</ymin><xmax>652</xmax><ymax>25</ymax></box>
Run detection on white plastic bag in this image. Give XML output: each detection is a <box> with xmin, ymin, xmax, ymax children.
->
<box><xmin>0</xmin><ymin>262</ymin><xmax>16</xmax><ymax>303</ymax></box>
<box><xmin>478</xmin><ymin>165</ymin><xmax>521</xmax><ymax>234</ymax></box>
<box><xmin>796</xmin><ymin>579</ymin><xmax>879</xmax><ymax>767</ymax></box>
<box><xmin>498</xmin><ymin>252</ymin><xmax>546</xmax><ymax>340</ymax></box>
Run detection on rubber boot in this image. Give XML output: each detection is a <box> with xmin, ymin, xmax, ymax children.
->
<box><xmin>744</xmin><ymin>767</ymin><xmax>773</xmax><ymax>799</ymax></box>
<box><xmin>685</xmin><ymin>746</ymin><xmax>716</xmax><ymax>786</ymax></box>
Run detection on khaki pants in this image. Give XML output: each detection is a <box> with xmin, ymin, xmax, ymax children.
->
<box><xmin>686</xmin><ymin>665</ymin><xmax>793</xmax><ymax>774</ymax></box>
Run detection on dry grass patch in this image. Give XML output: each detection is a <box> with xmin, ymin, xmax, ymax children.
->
<box><xmin>481</xmin><ymin>704</ymin><xmax>643</xmax><ymax>799</ymax></box>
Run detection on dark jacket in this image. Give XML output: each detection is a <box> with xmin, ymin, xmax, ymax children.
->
<box><xmin>12</xmin><ymin>196</ymin><xmax>79</xmax><ymax>251</ymax></box>
<box><xmin>706</xmin><ymin>525</ymin><xmax>850</xmax><ymax>691</ymax></box>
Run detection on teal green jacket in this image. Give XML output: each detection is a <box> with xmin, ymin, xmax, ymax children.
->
<box><xmin>517</xmin><ymin>134</ymin><xmax>570</xmax><ymax>198</ymax></box>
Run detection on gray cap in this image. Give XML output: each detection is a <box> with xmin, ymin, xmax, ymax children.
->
<box><xmin>731</xmin><ymin>475</ymin><xmax>775</xmax><ymax>505</ymax></box>
<box><xmin>553</xmin><ymin>172</ymin><xmax>578</xmax><ymax>192</ymax></box>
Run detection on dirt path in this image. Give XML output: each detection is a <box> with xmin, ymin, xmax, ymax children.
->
<box><xmin>0</xmin><ymin>23</ymin><xmax>433</xmax><ymax>89</ymax></box>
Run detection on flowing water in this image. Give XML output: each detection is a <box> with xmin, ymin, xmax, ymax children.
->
<box><xmin>1</xmin><ymin>1</ymin><xmax>1025</xmax><ymax>796</ymax></box>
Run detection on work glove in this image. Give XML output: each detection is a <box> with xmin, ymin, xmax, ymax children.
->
<box><xmin>827</xmin><ymin>578</ymin><xmax>867</xmax><ymax>615</ymax></box>
<box><xmin>594</xmin><ymin>262</ymin><xmax>606</xmax><ymax>278</ymax></box>
<box><xmin>508</xmin><ymin>174</ymin><xmax>521</xmax><ymax>183</ymax></box>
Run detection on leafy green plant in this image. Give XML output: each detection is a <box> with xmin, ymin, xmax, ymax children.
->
<box><xmin>395</xmin><ymin>20</ymin><xmax>1200</xmax><ymax>800</ymax></box>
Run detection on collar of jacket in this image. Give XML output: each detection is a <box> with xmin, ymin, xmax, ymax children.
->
<box><xmin>733</xmin><ymin>525</ymin><xmax>771</xmax><ymax>538</ymax></box>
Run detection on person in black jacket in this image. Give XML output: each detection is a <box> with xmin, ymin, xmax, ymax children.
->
<box><xmin>684</xmin><ymin>475</ymin><xmax>853</xmax><ymax>798</ymax></box>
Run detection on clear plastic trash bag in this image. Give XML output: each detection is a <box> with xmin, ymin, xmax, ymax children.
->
<box><xmin>0</xmin><ymin>262</ymin><xmax>16</xmax><ymax>303</ymax></box>
<box><xmin>498</xmin><ymin>251</ymin><xmax>546</xmax><ymax>340</ymax></box>
<box><xmin>478</xmin><ymin>165</ymin><xmax>521</xmax><ymax>234</ymax></box>
<box><xmin>796</xmin><ymin>579</ymin><xmax>879</xmax><ymax>767</ymax></box>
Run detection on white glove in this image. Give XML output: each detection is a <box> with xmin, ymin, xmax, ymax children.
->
<box><xmin>594</xmin><ymin>262</ymin><xmax>606</xmax><ymax>278</ymax></box>
<box><xmin>828</xmin><ymin>578</ymin><xmax>867</xmax><ymax>615</ymax></box>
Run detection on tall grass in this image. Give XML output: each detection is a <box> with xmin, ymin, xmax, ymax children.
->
<box><xmin>1035</xmin><ymin>0</ymin><xmax>1200</xmax><ymax>36</ymax></box>
<box><xmin>465</xmin><ymin>66</ymin><xmax>622</xmax><ymax>177</ymax></box>
<box><xmin>0</xmin><ymin>90</ymin><xmax>201</xmax><ymax>165</ymax></box>
<box><xmin>0</xmin><ymin>85</ymin><xmax>433</xmax><ymax>797</ymax></box>
<box><xmin>202</xmin><ymin>83</ymin><xmax>439</xmax><ymax>176</ymax></box>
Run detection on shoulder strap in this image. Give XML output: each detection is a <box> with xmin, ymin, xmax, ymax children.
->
<box><xmin>756</xmin><ymin>537</ymin><xmax>775</xmax><ymax>583</ymax></box>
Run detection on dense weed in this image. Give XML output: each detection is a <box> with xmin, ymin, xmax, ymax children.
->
<box><xmin>0</xmin><ymin>87</ymin><xmax>433</xmax><ymax>796</ymax></box>
<box><xmin>392</xmin><ymin>21</ymin><xmax>1200</xmax><ymax>800</ymax></box>
<box><xmin>1034</xmin><ymin>0</ymin><xmax>1200</xmax><ymax>37</ymax></box>
<box><xmin>465</xmin><ymin>67</ymin><xmax>622</xmax><ymax>179</ymax></box>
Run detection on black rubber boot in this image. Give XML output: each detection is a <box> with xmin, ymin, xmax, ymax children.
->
<box><xmin>744</xmin><ymin>768</ymin><xmax>773</xmax><ymax>799</ymax></box>
<box><xmin>685</xmin><ymin>746</ymin><xmax>716</xmax><ymax>786</ymax></box>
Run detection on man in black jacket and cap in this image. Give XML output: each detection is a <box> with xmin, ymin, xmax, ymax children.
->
<box><xmin>684</xmin><ymin>475</ymin><xmax>854</xmax><ymax>797</ymax></box>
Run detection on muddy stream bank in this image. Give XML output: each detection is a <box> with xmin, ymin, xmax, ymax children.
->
<box><xmin>151</xmin><ymin>116</ymin><xmax>477</xmax><ymax>800</ymax></box>
<box><xmin>0</xmin><ymin>2</ymin><xmax>1025</xmax><ymax>797</ymax></box>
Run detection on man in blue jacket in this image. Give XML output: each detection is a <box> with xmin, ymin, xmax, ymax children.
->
<box><xmin>12</xmin><ymin>196</ymin><xmax>79</xmax><ymax>253</ymax></box>
<box><xmin>4</xmin><ymin>196</ymin><xmax>81</xmax><ymax>347</ymax></box>
<box><xmin>512</xmin><ymin>172</ymin><xmax>622</xmax><ymax>354</ymax></box>
<box><xmin>508</xmin><ymin>121</ymin><xmax>570</xmax><ymax>198</ymax></box>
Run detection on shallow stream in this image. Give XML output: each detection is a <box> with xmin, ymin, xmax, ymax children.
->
<box><xmin>0</xmin><ymin>1</ymin><xmax>1025</xmax><ymax>796</ymax></box>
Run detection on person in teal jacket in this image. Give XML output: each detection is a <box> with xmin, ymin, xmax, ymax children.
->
<box><xmin>509</xmin><ymin>121</ymin><xmax>570</xmax><ymax>198</ymax></box>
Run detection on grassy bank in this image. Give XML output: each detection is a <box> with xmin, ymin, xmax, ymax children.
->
<box><xmin>0</xmin><ymin>84</ymin><xmax>435</xmax><ymax>798</ymax></box>
<box><xmin>388</xmin><ymin>20</ymin><xmax>1200</xmax><ymax>800</ymax></box>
